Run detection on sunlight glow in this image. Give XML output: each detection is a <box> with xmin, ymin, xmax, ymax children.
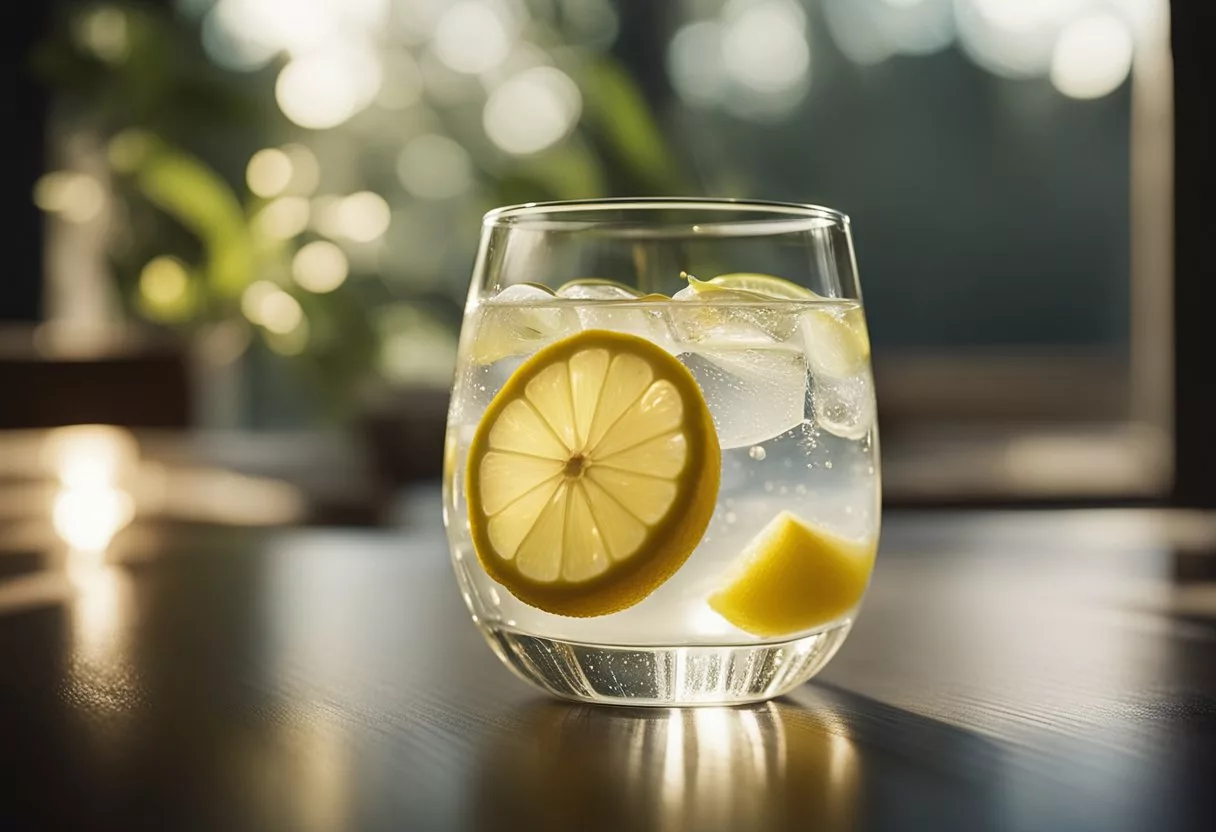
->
<box><xmin>1050</xmin><ymin>13</ymin><xmax>1134</xmax><ymax>99</ymax></box>
<box><xmin>44</xmin><ymin>426</ymin><xmax>139</xmax><ymax>552</ymax></box>
<box><xmin>53</xmin><ymin>488</ymin><xmax>135</xmax><ymax>552</ymax></box>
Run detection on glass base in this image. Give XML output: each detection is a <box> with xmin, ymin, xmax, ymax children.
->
<box><xmin>483</xmin><ymin>621</ymin><xmax>853</xmax><ymax>707</ymax></box>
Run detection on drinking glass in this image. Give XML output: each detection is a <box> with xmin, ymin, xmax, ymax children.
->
<box><xmin>443</xmin><ymin>199</ymin><xmax>879</xmax><ymax>706</ymax></box>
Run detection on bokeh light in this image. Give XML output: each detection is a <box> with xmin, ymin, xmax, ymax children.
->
<box><xmin>107</xmin><ymin>129</ymin><xmax>155</xmax><ymax>173</ymax></box>
<box><xmin>202</xmin><ymin>0</ymin><xmax>277</xmax><ymax>70</ymax></box>
<box><xmin>666</xmin><ymin>0</ymin><xmax>811</xmax><ymax>120</ymax></box>
<box><xmin>33</xmin><ymin>172</ymin><xmax>106</xmax><ymax>224</ymax></box>
<box><xmin>275</xmin><ymin>42</ymin><xmax>382</xmax><ymax>129</ymax></box>
<box><xmin>44</xmin><ymin>425</ymin><xmax>139</xmax><ymax>552</ymax></box>
<box><xmin>241</xmin><ymin>280</ymin><xmax>280</xmax><ymax>323</ymax></box>
<box><xmin>282</xmin><ymin>144</ymin><xmax>321</xmax><ymax>195</ymax></box>
<box><xmin>139</xmin><ymin>256</ymin><xmax>193</xmax><ymax>318</ymax></box>
<box><xmin>53</xmin><ymin>488</ymin><xmax>135</xmax><ymax>551</ymax></box>
<box><xmin>433</xmin><ymin>1</ymin><xmax>514</xmax><ymax>75</ymax></box>
<box><xmin>483</xmin><ymin>66</ymin><xmax>582</xmax><ymax>155</ymax></box>
<box><xmin>329</xmin><ymin>191</ymin><xmax>392</xmax><ymax>242</ymax></box>
<box><xmin>954</xmin><ymin>0</ymin><xmax>1086</xmax><ymax>79</ymax></box>
<box><xmin>242</xmin><ymin>282</ymin><xmax>304</xmax><ymax>334</ymax></box>
<box><xmin>253</xmin><ymin>196</ymin><xmax>310</xmax><ymax>240</ymax></box>
<box><xmin>667</xmin><ymin>21</ymin><xmax>726</xmax><ymax>107</ymax></box>
<box><xmin>392</xmin><ymin>0</ymin><xmax>450</xmax><ymax>43</ymax></box>
<box><xmin>44</xmin><ymin>425</ymin><xmax>140</xmax><ymax>491</ymax></box>
<box><xmin>376</xmin><ymin>50</ymin><xmax>424</xmax><ymax>110</ymax></box>
<box><xmin>246</xmin><ymin>148</ymin><xmax>294</xmax><ymax>197</ymax></box>
<box><xmin>823</xmin><ymin>0</ymin><xmax>955</xmax><ymax>65</ymax></box>
<box><xmin>265</xmin><ymin>317</ymin><xmax>310</xmax><ymax>355</ymax></box>
<box><xmin>397</xmin><ymin>133</ymin><xmax>475</xmax><ymax>199</ymax></box>
<box><xmin>1050</xmin><ymin>13</ymin><xmax>1134</xmax><ymax>99</ymax></box>
<box><xmin>75</xmin><ymin>5</ymin><xmax>130</xmax><ymax>64</ymax></box>
<box><xmin>205</xmin><ymin>0</ymin><xmax>390</xmax><ymax>66</ymax></box>
<box><xmin>292</xmin><ymin>241</ymin><xmax>349</xmax><ymax>293</ymax></box>
<box><xmin>721</xmin><ymin>0</ymin><xmax>809</xmax><ymax>96</ymax></box>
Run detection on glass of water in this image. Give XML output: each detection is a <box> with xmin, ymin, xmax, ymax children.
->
<box><xmin>443</xmin><ymin>199</ymin><xmax>879</xmax><ymax>706</ymax></box>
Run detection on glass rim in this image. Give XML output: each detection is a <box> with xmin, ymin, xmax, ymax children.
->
<box><xmin>482</xmin><ymin>198</ymin><xmax>850</xmax><ymax>235</ymax></box>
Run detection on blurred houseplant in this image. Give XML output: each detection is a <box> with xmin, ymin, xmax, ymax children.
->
<box><xmin>34</xmin><ymin>0</ymin><xmax>683</xmax><ymax>434</ymax></box>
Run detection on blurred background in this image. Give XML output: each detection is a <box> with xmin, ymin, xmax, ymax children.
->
<box><xmin>0</xmin><ymin>0</ymin><xmax>1186</xmax><ymax>536</ymax></box>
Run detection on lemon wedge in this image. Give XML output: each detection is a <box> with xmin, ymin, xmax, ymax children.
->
<box><xmin>709</xmin><ymin>512</ymin><xmax>876</xmax><ymax>638</ymax></box>
<box><xmin>466</xmin><ymin>329</ymin><xmax>721</xmax><ymax>617</ymax></box>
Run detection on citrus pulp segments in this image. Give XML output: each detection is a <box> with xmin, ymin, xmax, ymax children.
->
<box><xmin>466</xmin><ymin>329</ymin><xmax>721</xmax><ymax>617</ymax></box>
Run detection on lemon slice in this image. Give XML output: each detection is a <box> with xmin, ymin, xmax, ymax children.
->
<box><xmin>466</xmin><ymin>329</ymin><xmax>721</xmax><ymax>617</ymax></box>
<box><xmin>709</xmin><ymin>512</ymin><xmax>876</xmax><ymax>638</ymax></box>
<box><xmin>682</xmin><ymin>273</ymin><xmax>871</xmax><ymax>376</ymax></box>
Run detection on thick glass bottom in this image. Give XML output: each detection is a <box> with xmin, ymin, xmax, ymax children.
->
<box><xmin>483</xmin><ymin>621</ymin><xmax>852</xmax><ymax>707</ymax></box>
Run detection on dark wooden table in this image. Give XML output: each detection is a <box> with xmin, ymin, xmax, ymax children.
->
<box><xmin>3</xmin><ymin>495</ymin><xmax>1216</xmax><ymax>831</ymax></box>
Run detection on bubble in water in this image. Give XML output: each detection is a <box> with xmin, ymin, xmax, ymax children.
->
<box><xmin>764</xmin><ymin>481</ymin><xmax>775</xmax><ymax>493</ymax></box>
<box><xmin>748</xmin><ymin>445</ymin><xmax>766</xmax><ymax>461</ymax></box>
<box><xmin>825</xmin><ymin>460</ymin><xmax>834</xmax><ymax>470</ymax></box>
<box><xmin>779</xmin><ymin>486</ymin><xmax>789</xmax><ymax>495</ymax></box>
<box><xmin>795</xmin><ymin>484</ymin><xmax>807</xmax><ymax>496</ymax></box>
<box><xmin>725</xmin><ymin>512</ymin><xmax>737</xmax><ymax>524</ymax></box>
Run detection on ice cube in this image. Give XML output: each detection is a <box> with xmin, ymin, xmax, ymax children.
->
<box><xmin>668</xmin><ymin>293</ymin><xmax>800</xmax><ymax>349</ymax></box>
<box><xmin>801</xmin><ymin>306</ymin><xmax>870</xmax><ymax>377</ymax></box>
<box><xmin>470</xmin><ymin>284</ymin><xmax>577</xmax><ymax>364</ymax></box>
<box><xmin>811</xmin><ymin>370</ymin><xmax>876</xmax><ymax>440</ymax></box>
<box><xmin>557</xmin><ymin>281</ymin><xmax>676</xmax><ymax>352</ymax></box>
<box><xmin>556</xmin><ymin>282</ymin><xmax>639</xmax><ymax>301</ymax></box>
<box><xmin>680</xmin><ymin>348</ymin><xmax>807</xmax><ymax>449</ymax></box>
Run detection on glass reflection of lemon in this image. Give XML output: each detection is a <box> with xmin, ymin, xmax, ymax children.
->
<box><xmin>475</xmin><ymin>702</ymin><xmax>862</xmax><ymax>832</ymax></box>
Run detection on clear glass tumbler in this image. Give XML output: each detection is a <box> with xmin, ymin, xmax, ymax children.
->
<box><xmin>443</xmin><ymin>199</ymin><xmax>880</xmax><ymax>706</ymax></box>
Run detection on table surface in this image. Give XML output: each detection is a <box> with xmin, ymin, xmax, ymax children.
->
<box><xmin>3</xmin><ymin>496</ymin><xmax>1216</xmax><ymax>832</ymax></box>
